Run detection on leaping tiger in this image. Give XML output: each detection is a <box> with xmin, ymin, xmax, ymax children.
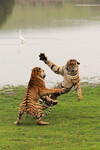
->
<box><xmin>39</xmin><ymin>53</ymin><xmax>82</xmax><ymax>109</ymax></box>
<box><xmin>14</xmin><ymin>67</ymin><xmax>64</xmax><ymax>125</ymax></box>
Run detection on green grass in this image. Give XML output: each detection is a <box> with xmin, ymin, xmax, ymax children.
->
<box><xmin>0</xmin><ymin>84</ymin><xmax>100</xmax><ymax>150</ymax></box>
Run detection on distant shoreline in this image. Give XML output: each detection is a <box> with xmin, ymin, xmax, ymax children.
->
<box><xmin>0</xmin><ymin>80</ymin><xmax>100</xmax><ymax>90</ymax></box>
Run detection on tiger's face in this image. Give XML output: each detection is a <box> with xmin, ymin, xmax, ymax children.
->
<box><xmin>66</xmin><ymin>59</ymin><xmax>80</xmax><ymax>76</ymax></box>
<box><xmin>31</xmin><ymin>67</ymin><xmax>46</xmax><ymax>79</ymax></box>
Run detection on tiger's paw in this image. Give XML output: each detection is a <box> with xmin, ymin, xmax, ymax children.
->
<box><xmin>78</xmin><ymin>98</ymin><xmax>82</xmax><ymax>101</ymax></box>
<box><xmin>39</xmin><ymin>53</ymin><xmax>47</xmax><ymax>63</ymax></box>
<box><xmin>78</xmin><ymin>96</ymin><xmax>82</xmax><ymax>101</ymax></box>
<box><xmin>45</xmin><ymin>99</ymin><xmax>58</xmax><ymax>106</ymax></box>
<box><xmin>36</xmin><ymin>120</ymin><xmax>49</xmax><ymax>125</ymax></box>
<box><xmin>14</xmin><ymin>121</ymin><xmax>21</xmax><ymax>125</ymax></box>
<box><xmin>51</xmin><ymin>100</ymin><xmax>58</xmax><ymax>106</ymax></box>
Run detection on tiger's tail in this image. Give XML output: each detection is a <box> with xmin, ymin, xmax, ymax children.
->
<box><xmin>44</xmin><ymin>105</ymin><xmax>53</xmax><ymax>116</ymax></box>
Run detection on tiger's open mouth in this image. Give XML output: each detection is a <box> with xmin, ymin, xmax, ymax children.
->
<box><xmin>40</xmin><ymin>73</ymin><xmax>46</xmax><ymax>79</ymax></box>
<box><xmin>43</xmin><ymin>74</ymin><xmax>46</xmax><ymax>79</ymax></box>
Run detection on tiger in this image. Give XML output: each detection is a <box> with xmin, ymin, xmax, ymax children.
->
<box><xmin>39</xmin><ymin>53</ymin><xmax>82</xmax><ymax>109</ymax></box>
<box><xmin>14</xmin><ymin>67</ymin><xmax>64</xmax><ymax>125</ymax></box>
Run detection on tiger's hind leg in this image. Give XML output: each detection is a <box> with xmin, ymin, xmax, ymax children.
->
<box><xmin>14</xmin><ymin>107</ymin><xmax>24</xmax><ymax>125</ymax></box>
<box><xmin>14</xmin><ymin>112</ymin><xmax>23</xmax><ymax>125</ymax></box>
<box><xmin>75</xmin><ymin>83</ymin><xmax>82</xmax><ymax>101</ymax></box>
<box><xmin>34</xmin><ymin>103</ymin><xmax>49</xmax><ymax>125</ymax></box>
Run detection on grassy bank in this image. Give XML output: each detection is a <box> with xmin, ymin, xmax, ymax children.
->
<box><xmin>0</xmin><ymin>84</ymin><xmax>100</xmax><ymax>150</ymax></box>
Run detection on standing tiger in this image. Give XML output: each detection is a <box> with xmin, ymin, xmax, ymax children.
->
<box><xmin>14</xmin><ymin>67</ymin><xmax>63</xmax><ymax>125</ymax></box>
<box><xmin>39</xmin><ymin>53</ymin><xmax>82</xmax><ymax>109</ymax></box>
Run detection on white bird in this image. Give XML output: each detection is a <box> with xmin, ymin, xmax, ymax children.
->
<box><xmin>19</xmin><ymin>30</ymin><xmax>26</xmax><ymax>44</ymax></box>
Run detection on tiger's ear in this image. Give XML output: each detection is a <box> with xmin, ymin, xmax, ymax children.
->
<box><xmin>77</xmin><ymin>62</ymin><xmax>80</xmax><ymax>65</ymax></box>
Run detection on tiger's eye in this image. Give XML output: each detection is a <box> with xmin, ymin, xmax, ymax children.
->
<box><xmin>37</xmin><ymin>68</ymin><xmax>41</xmax><ymax>72</ymax></box>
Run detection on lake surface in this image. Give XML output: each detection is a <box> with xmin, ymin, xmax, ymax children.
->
<box><xmin>0</xmin><ymin>0</ymin><xmax>100</xmax><ymax>87</ymax></box>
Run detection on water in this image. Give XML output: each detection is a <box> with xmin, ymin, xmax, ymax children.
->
<box><xmin>0</xmin><ymin>0</ymin><xmax>100</xmax><ymax>87</ymax></box>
